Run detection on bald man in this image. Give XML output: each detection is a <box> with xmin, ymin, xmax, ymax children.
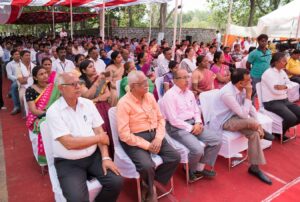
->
<box><xmin>46</xmin><ymin>72</ymin><xmax>123</xmax><ymax>202</ymax></box>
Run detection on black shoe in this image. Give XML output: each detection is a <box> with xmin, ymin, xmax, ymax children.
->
<box><xmin>189</xmin><ymin>170</ymin><xmax>202</xmax><ymax>183</ymax></box>
<box><xmin>10</xmin><ymin>108</ymin><xmax>21</xmax><ymax>115</ymax></box>
<box><xmin>273</xmin><ymin>133</ymin><xmax>290</xmax><ymax>142</ymax></box>
<box><xmin>248</xmin><ymin>167</ymin><xmax>272</xmax><ymax>185</ymax></box>
<box><xmin>263</xmin><ymin>131</ymin><xmax>275</xmax><ymax>141</ymax></box>
<box><xmin>194</xmin><ymin>169</ymin><xmax>216</xmax><ymax>178</ymax></box>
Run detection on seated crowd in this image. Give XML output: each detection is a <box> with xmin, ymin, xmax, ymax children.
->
<box><xmin>0</xmin><ymin>33</ymin><xmax>300</xmax><ymax>202</ymax></box>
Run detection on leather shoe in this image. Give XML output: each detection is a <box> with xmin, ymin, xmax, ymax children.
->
<box><xmin>194</xmin><ymin>169</ymin><xmax>216</xmax><ymax>178</ymax></box>
<box><xmin>273</xmin><ymin>133</ymin><xmax>290</xmax><ymax>142</ymax></box>
<box><xmin>248</xmin><ymin>167</ymin><xmax>272</xmax><ymax>185</ymax></box>
<box><xmin>263</xmin><ymin>131</ymin><xmax>275</xmax><ymax>141</ymax></box>
<box><xmin>188</xmin><ymin>170</ymin><xmax>202</xmax><ymax>183</ymax></box>
<box><xmin>10</xmin><ymin>108</ymin><xmax>21</xmax><ymax>115</ymax></box>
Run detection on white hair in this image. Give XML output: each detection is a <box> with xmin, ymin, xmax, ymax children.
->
<box><xmin>56</xmin><ymin>74</ymin><xmax>65</xmax><ymax>85</ymax></box>
<box><xmin>55</xmin><ymin>72</ymin><xmax>78</xmax><ymax>85</ymax></box>
<box><xmin>127</xmin><ymin>71</ymin><xmax>145</xmax><ymax>86</ymax></box>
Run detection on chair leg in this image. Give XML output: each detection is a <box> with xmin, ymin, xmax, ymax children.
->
<box><xmin>282</xmin><ymin>126</ymin><xmax>297</xmax><ymax>144</ymax></box>
<box><xmin>157</xmin><ymin>177</ymin><xmax>174</xmax><ymax>199</ymax></box>
<box><xmin>136</xmin><ymin>178</ymin><xmax>142</xmax><ymax>202</ymax></box>
<box><xmin>228</xmin><ymin>151</ymin><xmax>248</xmax><ymax>171</ymax></box>
<box><xmin>228</xmin><ymin>158</ymin><xmax>231</xmax><ymax>172</ymax></box>
<box><xmin>185</xmin><ymin>163</ymin><xmax>189</xmax><ymax>186</ymax></box>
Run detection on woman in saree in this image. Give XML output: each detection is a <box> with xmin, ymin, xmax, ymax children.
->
<box><xmin>79</xmin><ymin>60</ymin><xmax>114</xmax><ymax>157</ymax></box>
<box><xmin>180</xmin><ymin>47</ymin><xmax>197</xmax><ymax>73</ymax></box>
<box><xmin>210</xmin><ymin>51</ymin><xmax>231</xmax><ymax>89</ymax></box>
<box><xmin>192</xmin><ymin>55</ymin><xmax>216</xmax><ymax>97</ymax></box>
<box><xmin>105</xmin><ymin>51</ymin><xmax>124</xmax><ymax>106</ymax></box>
<box><xmin>25</xmin><ymin>66</ymin><xmax>60</xmax><ymax>166</ymax></box>
<box><xmin>41</xmin><ymin>57</ymin><xmax>56</xmax><ymax>84</ymax></box>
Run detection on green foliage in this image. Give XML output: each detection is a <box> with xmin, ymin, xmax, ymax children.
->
<box><xmin>207</xmin><ymin>0</ymin><xmax>292</xmax><ymax>29</ymax></box>
<box><xmin>166</xmin><ymin>9</ymin><xmax>217</xmax><ymax>29</ymax></box>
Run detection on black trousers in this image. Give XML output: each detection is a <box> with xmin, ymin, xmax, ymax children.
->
<box><xmin>121</xmin><ymin>131</ymin><xmax>180</xmax><ymax>195</ymax></box>
<box><xmin>290</xmin><ymin>76</ymin><xmax>300</xmax><ymax>90</ymax></box>
<box><xmin>264</xmin><ymin>99</ymin><xmax>300</xmax><ymax>134</ymax></box>
<box><xmin>54</xmin><ymin>150</ymin><xmax>123</xmax><ymax>202</ymax></box>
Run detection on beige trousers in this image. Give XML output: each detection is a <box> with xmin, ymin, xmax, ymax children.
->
<box><xmin>223</xmin><ymin>116</ymin><xmax>266</xmax><ymax>165</ymax></box>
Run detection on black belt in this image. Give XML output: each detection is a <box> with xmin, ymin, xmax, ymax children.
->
<box><xmin>138</xmin><ymin>128</ymin><xmax>156</xmax><ymax>133</ymax></box>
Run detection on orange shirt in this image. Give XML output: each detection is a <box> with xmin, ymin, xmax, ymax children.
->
<box><xmin>117</xmin><ymin>92</ymin><xmax>165</xmax><ymax>150</ymax></box>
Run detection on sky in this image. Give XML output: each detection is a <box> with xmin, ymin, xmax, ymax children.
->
<box><xmin>169</xmin><ymin>0</ymin><xmax>209</xmax><ymax>12</ymax></box>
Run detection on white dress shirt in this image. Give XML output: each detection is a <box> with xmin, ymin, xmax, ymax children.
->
<box><xmin>210</xmin><ymin>82</ymin><xmax>257</xmax><ymax>130</ymax></box>
<box><xmin>30</xmin><ymin>49</ymin><xmax>37</xmax><ymax>64</ymax></box>
<box><xmin>46</xmin><ymin>97</ymin><xmax>104</xmax><ymax>160</ymax></box>
<box><xmin>89</xmin><ymin>58</ymin><xmax>106</xmax><ymax>74</ymax></box>
<box><xmin>72</xmin><ymin>46</ymin><xmax>84</xmax><ymax>55</ymax></box>
<box><xmin>206</xmin><ymin>52</ymin><xmax>214</xmax><ymax>63</ymax></box>
<box><xmin>52</xmin><ymin>58</ymin><xmax>75</xmax><ymax>74</ymax></box>
<box><xmin>261</xmin><ymin>67</ymin><xmax>294</xmax><ymax>103</ymax></box>
<box><xmin>0</xmin><ymin>45</ymin><xmax>4</xmax><ymax>58</ymax></box>
<box><xmin>157</xmin><ymin>54</ymin><xmax>170</xmax><ymax>77</ymax></box>
<box><xmin>6</xmin><ymin>60</ymin><xmax>21</xmax><ymax>81</ymax></box>
<box><xmin>20</xmin><ymin>62</ymin><xmax>35</xmax><ymax>88</ymax></box>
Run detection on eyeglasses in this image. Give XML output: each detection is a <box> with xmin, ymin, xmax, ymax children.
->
<box><xmin>175</xmin><ymin>76</ymin><xmax>190</xmax><ymax>80</ymax></box>
<box><xmin>61</xmin><ymin>81</ymin><xmax>84</xmax><ymax>87</ymax></box>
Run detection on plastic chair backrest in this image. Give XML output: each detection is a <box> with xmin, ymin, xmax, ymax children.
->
<box><xmin>155</xmin><ymin>77</ymin><xmax>164</xmax><ymax>99</ymax></box>
<box><xmin>199</xmin><ymin>89</ymin><xmax>220</xmax><ymax>125</ymax></box>
<box><xmin>256</xmin><ymin>82</ymin><xmax>264</xmax><ymax>110</ymax></box>
<box><xmin>40</xmin><ymin>121</ymin><xmax>54</xmax><ymax>167</ymax></box>
<box><xmin>108</xmin><ymin>107</ymin><xmax>122</xmax><ymax>149</ymax></box>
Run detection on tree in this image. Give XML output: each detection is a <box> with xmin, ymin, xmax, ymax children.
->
<box><xmin>207</xmin><ymin>0</ymin><xmax>292</xmax><ymax>28</ymax></box>
<box><xmin>159</xmin><ymin>3</ymin><xmax>167</xmax><ymax>32</ymax></box>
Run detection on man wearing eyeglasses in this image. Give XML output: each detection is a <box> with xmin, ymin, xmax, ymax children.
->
<box><xmin>162</xmin><ymin>69</ymin><xmax>222</xmax><ymax>183</ymax></box>
<box><xmin>46</xmin><ymin>72</ymin><xmax>123</xmax><ymax>202</ymax></box>
<box><xmin>117</xmin><ymin>71</ymin><xmax>180</xmax><ymax>202</ymax></box>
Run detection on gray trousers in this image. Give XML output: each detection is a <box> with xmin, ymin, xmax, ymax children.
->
<box><xmin>121</xmin><ymin>130</ymin><xmax>180</xmax><ymax>195</ymax></box>
<box><xmin>166</xmin><ymin>120</ymin><xmax>222</xmax><ymax>172</ymax></box>
<box><xmin>223</xmin><ymin>115</ymin><xmax>266</xmax><ymax>165</ymax></box>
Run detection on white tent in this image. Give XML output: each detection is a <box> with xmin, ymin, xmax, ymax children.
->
<box><xmin>227</xmin><ymin>0</ymin><xmax>300</xmax><ymax>38</ymax></box>
<box><xmin>257</xmin><ymin>0</ymin><xmax>300</xmax><ymax>38</ymax></box>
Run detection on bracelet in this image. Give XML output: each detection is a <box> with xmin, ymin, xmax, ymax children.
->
<box><xmin>102</xmin><ymin>157</ymin><xmax>112</xmax><ymax>161</ymax></box>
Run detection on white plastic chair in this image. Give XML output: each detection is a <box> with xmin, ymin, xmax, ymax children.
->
<box><xmin>108</xmin><ymin>107</ymin><xmax>174</xmax><ymax>202</ymax></box>
<box><xmin>200</xmin><ymin>89</ymin><xmax>272</xmax><ymax>170</ymax></box>
<box><xmin>40</xmin><ymin>122</ymin><xmax>102</xmax><ymax>202</ymax></box>
<box><xmin>24</xmin><ymin>95</ymin><xmax>46</xmax><ymax>173</ymax></box>
<box><xmin>155</xmin><ymin>76</ymin><xmax>164</xmax><ymax>100</ymax></box>
<box><xmin>256</xmin><ymin>82</ymin><xmax>297</xmax><ymax>144</ymax></box>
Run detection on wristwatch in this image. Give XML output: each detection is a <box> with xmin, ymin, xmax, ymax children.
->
<box><xmin>102</xmin><ymin>157</ymin><xmax>112</xmax><ymax>161</ymax></box>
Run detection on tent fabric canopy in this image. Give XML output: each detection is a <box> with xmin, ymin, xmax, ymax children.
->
<box><xmin>13</xmin><ymin>11</ymin><xmax>97</xmax><ymax>24</ymax></box>
<box><xmin>0</xmin><ymin>0</ymin><xmax>170</xmax><ymax>7</ymax></box>
<box><xmin>227</xmin><ymin>0</ymin><xmax>300</xmax><ymax>38</ymax></box>
<box><xmin>0</xmin><ymin>0</ymin><xmax>172</xmax><ymax>24</ymax></box>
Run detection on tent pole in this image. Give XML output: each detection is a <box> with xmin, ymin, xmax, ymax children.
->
<box><xmin>178</xmin><ymin>0</ymin><xmax>183</xmax><ymax>42</ymax></box>
<box><xmin>70</xmin><ymin>0</ymin><xmax>73</xmax><ymax>40</ymax></box>
<box><xmin>172</xmin><ymin>0</ymin><xmax>179</xmax><ymax>60</ymax></box>
<box><xmin>296</xmin><ymin>11</ymin><xmax>300</xmax><ymax>39</ymax></box>
<box><xmin>148</xmin><ymin>4</ymin><xmax>152</xmax><ymax>44</ymax></box>
<box><xmin>225</xmin><ymin>0</ymin><xmax>233</xmax><ymax>46</ymax></box>
<box><xmin>52</xmin><ymin>6</ymin><xmax>55</xmax><ymax>37</ymax></box>
<box><xmin>101</xmin><ymin>0</ymin><xmax>106</xmax><ymax>40</ymax></box>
